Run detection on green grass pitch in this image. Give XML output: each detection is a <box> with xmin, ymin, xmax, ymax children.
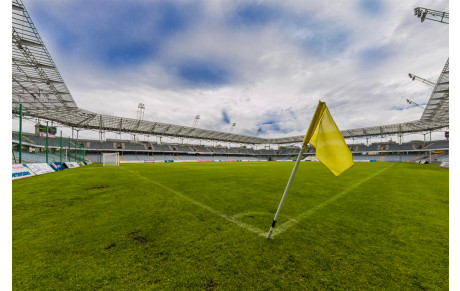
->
<box><xmin>13</xmin><ymin>162</ymin><xmax>448</xmax><ymax>289</ymax></box>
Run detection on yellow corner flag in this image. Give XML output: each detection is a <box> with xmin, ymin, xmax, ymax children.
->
<box><xmin>303</xmin><ymin>101</ymin><xmax>354</xmax><ymax>176</ymax></box>
<box><xmin>267</xmin><ymin>101</ymin><xmax>354</xmax><ymax>239</ymax></box>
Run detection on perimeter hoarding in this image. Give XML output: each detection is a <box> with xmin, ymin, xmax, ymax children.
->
<box><xmin>25</xmin><ymin>163</ymin><xmax>55</xmax><ymax>175</ymax></box>
<box><xmin>12</xmin><ymin>164</ymin><xmax>36</xmax><ymax>180</ymax></box>
<box><xmin>64</xmin><ymin>162</ymin><xmax>80</xmax><ymax>168</ymax></box>
<box><xmin>48</xmin><ymin>162</ymin><xmax>65</xmax><ymax>171</ymax></box>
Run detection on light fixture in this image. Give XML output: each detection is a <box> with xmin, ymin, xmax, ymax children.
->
<box><xmin>421</xmin><ymin>11</ymin><xmax>428</xmax><ymax>22</ymax></box>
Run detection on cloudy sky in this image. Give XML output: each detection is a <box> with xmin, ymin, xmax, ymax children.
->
<box><xmin>19</xmin><ymin>0</ymin><xmax>449</xmax><ymax>142</ymax></box>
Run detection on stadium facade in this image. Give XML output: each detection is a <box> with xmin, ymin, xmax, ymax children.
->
<box><xmin>12</xmin><ymin>0</ymin><xmax>449</xmax><ymax>163</ymax></box>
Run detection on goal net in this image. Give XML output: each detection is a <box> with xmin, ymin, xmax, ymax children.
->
<box><xmin>102</xmin><ymin>152</ymin><xmax>119</xmax><ymax>166</ymax></box>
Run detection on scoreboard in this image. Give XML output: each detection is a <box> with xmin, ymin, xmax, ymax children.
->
<box><xmin>35</xmin><ymin>123</ymin><xmax>57</xmax><ymax>138</ymax></box>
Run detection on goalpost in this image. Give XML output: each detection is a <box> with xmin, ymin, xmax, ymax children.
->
<box><xmin>102</xmin><ymin>152</ymin><xmax>119</xmax><ymax>166</ymax></box>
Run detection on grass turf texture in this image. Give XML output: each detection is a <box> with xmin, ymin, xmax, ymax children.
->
<box><xmin>13</xmin><ymin>162</ymin><xmax>448</xmax><ymax>289</ymax></box>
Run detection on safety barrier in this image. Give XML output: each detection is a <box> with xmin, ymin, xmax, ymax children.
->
<box><xmin>13</xmin><ymin>161</ymin><xmax>87</xmax><ymax>181</ymax></box>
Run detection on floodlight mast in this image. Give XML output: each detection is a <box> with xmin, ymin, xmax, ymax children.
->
<box><xmin>414</xmin><ymin>7</ymin><xmax>448</xmax><ymax>24</ymax></box>
<box><xmin>230</xmin><ymin>123</ymin><xmax>236</xmax><ymax>132</ymax></box>
<box><xmin>192</xmin><ymin>115</ymin><xmax>200</xmax><ymax>127</ymax></box>
<box><xmin>408</xmin><ymin>73</ymin><xmax>436</xmax><ymax>87</ymax></box>
<box><xmin>137</xmin><ymin>103</ymin><xmax>145</xmax><ymax>120</ymax></box>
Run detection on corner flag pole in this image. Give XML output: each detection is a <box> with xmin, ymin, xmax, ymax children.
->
<box><xmin>266</xmin><ymin>101</ymin><xmax>326</xmax><ymax>239</ymax></box>
<box><xmin>267</xmin><ymin>144</ymin><xmax>307</xmax><ymax>239</ymax></box>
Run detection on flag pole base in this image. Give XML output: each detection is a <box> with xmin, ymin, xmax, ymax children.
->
<box><xmin>267</xmin><ymin>220</ymin><xmax>277</xmax><ymax>239</ymax></box>
<box><xmin>267</xmin><ymin>227</ymin><xmax>274</xmax><ymax>239</ymax></box>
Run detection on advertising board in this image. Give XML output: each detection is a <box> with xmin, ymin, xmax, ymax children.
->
<box><xmin>12</xmin><ymin>164</ymin><xmax>36</xmax><ymax>180</ymax></box>
<box><xmin>25</xmin><ymin>163</ymin><xmax>54</xmax><ymax>175</ymax></box>
<box><xmin>48</xmin><ymin>162</ymin><xmax>65</xmax><ymax>171</ymax></box>
<box><xmin>64</xmin><ymin>162</ymin><xmax>80</xmax><ymax>168</ymax></box>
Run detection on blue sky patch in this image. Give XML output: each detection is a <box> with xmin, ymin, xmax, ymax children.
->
<box><xmin>153</xmin><ymin>2</ymin><xmax>197</xmax><ymax>35</ymax></box>
<box><xmin>221</xmin><ymin>109</ymin><xmax>231</xmax><ymax>124</ymax></box>
<box><xmin>288</xmin><ymin>15</ymin><xmax>351</xmax><ymax>58</ymax></box>
<box><xmin>359</xmin><ymin>45</ymin><xmax>392</xmax><ymax>68</ymax></box>
<box><xmin>256</xmin><ymin>120</ymin><xmax>290</xmax><ymax>134</ymax></box>
<box><xmin>231</xmin><ymin>3</ymin><xmax>277</xmax><ymax>27</ymax></box>
<box><xmin>177</xmin><ymin>60</ymin><xmax>232</xmax><ymax>87</ymax></box>
<box><xmin>304</xmin><ymin>29</ymin><xmax>350</xmax><ymax>58</ymax></box>
<box><xmin>29</xmin><ymin>1</ymin><xmax>199</xmax><ymax>69</ymax></box>
<box><xmin>359</xmin><ymin>0</ymin><xmax>385</xmax><ymax>16</ymax></box>
<box><xmin>103</xmin><ymin>43</ymin><xmax>153</xmax><ymax>67</ymax></box>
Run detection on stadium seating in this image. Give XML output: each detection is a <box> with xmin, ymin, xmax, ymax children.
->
<box><xmin>260</xmin><ymin>149</ymin><xmax>277</xmax><ymax>155</ymax></box>
<box><xmin>153</xmin><ymin>144</ymin><xmax>174</xmax><ymax>152</ymax></box>
<box><xmin>123</xmin><ymin>143</ymin><xmax>147</xmax><ymax>151</ymax></box>
<box><xmin>178</xmin><ymin>155</ymin><xmax>200</xmax><ymax>160</ymax></box>
<box><xmin>12</xmin><ymin>131</ymin><xmax>450</xmax><ymax>164</ymax></box>
<box><xmin>87</xmin><ymin>141</ymin><xmax>116</xmax><ymax>150</ymax></box>
<box><xmin>153</xmin><ymin>154</ymin><xmax>177</xmax><ymax>160</ymax></box>
<box><xmin>193</xmin><ymin>146</ymin><xmax>211</xmax><ymax>153</ymax></box>
<box><xmin>210</xmin><ymin>147</ymin><xmax>227</xmax><ymax>154</ymax></box>
<box><xmin>423</xmin><ymin>140</ymin><xmax>449</xmax><ymax>150</ymax></box>
<box><xmin>225</xmin><ymin>148</ymin><xmax>240</xmax><ymax>154</ymax></box>
<box><xmin>122</xmin><ymin>154</ymin><xmax>153</xmax><ymax>161</ymax></box>
<box><xmin>173</xmin><ymin>145</ymin><xmax>195</xmax><ymax>152</ymax></box>
<box><xmin>365</xmin><ymin>144</ymin><xmax>379</xmax><ymax>151</ymax></box>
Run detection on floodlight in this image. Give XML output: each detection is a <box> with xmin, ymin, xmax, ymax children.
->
<box><xmin>421</xmin><ymin>11</ymin><xmax>427</xmax><ymax>22</ymax></box>
<box><xmin>408</xmin><ymin>73</ymin><xmax>415</xmax><ymax>81</ymax></box>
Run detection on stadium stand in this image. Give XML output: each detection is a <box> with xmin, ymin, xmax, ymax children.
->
<box><xmin>365</xmin><ymin>144</ymin><xmax>379</xmax><ymax>151</ymax></box>
<box><xmin>193</xmin><ymin>146</ymin><xmax>212</xmax><ymax>153</ymax></box>
<box><xmin>153</xmin><ymin>154</ymin><xmax>177</xmax><ymax>160</ymax></box>
<box><xmin>86</xmin><ymin>153</ymin><xmax>102</xmax><ymax>163</ymax></box>
<box><xmin>153</xmin><ymin>144</ymin><xmax>174</xmax><ymax>152</ymax></box>
<box><xmin>123</xmin><ymin>143</ymin><xmax>147</xmax><ymax>151</ymax></box>
<box><xmin>173</xmin><ymin>145</ymin><xmax>195</xmax><ymax>152</ymax></box>
<box><xmin>13</xmin><ymin>130</ymin><xmax>450</xmax><ymax>164</ymax></box>
<box><xmin>434</xmin><ymin>154</ymin><xmax>449</xmax><ymax>162</ymax></box>
<box><xmin>86</xmin><ymin>141</ymin><xmax>116</xmax><ymax>150</ymax></box>
<box><xmin>424</xmin><ymin>140</ymin><xmax>449</xmax><ymax>150</ymax></box>
<box><xmin>122</xmin><ymin>154</ymin><xmax>153</xmax><ymax>161</ymax></box>
<box><xmin>353</xmin><ymin>155</ymin><xmax>380</xmax><ymax>161</ymax></box>
<box><xmin>225</xmin><ymin>148</ymin><xmax>236</xmax><ymax>154</ymax></box>
<box><xmin>12</xmin><ymin>151</ymin><xmax>63</xmax><ymax>163</ymax></box>
<box><xmin>178</xmin><ymin>155</ymin><xmax>200</xmax><ymax>160</ymax></box>
<box><xmin>237</xmin><ymin>148</ymin><xmax>251</xmax><ymax>154</ymax></box>
<box><xmin>210</xmin><ymin>147</ymin><xmax>227</xmax><ymax>154</ymax></box>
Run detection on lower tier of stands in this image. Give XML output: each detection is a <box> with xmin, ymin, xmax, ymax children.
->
<box><xmin>83</xmin><ymin>153</ymin><xmax>449</xmax><ymax>164</ymax></box>
<box><xmin>14</xmin><ymin>151</ymin><xmax>449</xmax><ymax>164</ymax></box>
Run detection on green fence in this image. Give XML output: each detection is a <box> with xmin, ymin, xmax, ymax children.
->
<box><xmin>12</xmin><ymin>104</ymin><xmax>85</xmax><ymax>164</ymax></box>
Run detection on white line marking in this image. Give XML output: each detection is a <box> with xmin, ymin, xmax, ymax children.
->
<box><xmin>124</xmin><ymin>168</ymin><xmax>267</xmax><ymax>237</ymax></box>
<box><xmin>271</xmin><ymin>164</ymin><xmax>395</xmax><ymax>238</ymax></box>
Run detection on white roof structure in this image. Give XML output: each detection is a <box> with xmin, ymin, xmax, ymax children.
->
<box><xmin>12</xmin><ymin>0</ymin><xmax>449</xmax><ymax>144</ymax></box>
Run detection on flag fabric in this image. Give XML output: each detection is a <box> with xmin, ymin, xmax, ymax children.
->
<box><xmin>303</xmin><ymin>101</ymin><xmax>354</xmax><ymax>176</ymax></box>
<box><xmin>266</xmin><ymin>101</ymin><xmax>354</xmax><ymax>239</ymax></box>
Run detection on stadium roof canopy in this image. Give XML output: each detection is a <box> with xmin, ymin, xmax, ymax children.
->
<box><xmin>11</xmin><ymin>0</ymin><xmax>449</xmax><ymax>144</ymax></box>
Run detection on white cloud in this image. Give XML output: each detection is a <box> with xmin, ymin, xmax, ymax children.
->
<box><xmin>19</xmin><ymin>0</ymin><xmax>449</xmax><ymax>143</ymax></box>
